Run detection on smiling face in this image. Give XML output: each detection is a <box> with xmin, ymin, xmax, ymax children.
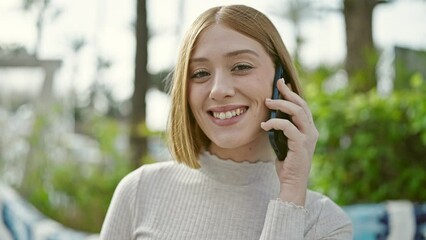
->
<box><xmin>188</xmin><ymin>24</ymin><xmax>276</xmax><ymax>162</ymax></box>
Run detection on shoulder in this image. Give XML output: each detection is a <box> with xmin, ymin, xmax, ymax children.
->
<box><xmin>305</xmin><ymin>190</ymin><xmax>350</xmax><ymax>221</ymax></box>
<box><xmin>306</xmin><ymin>190</ymin><xmax>344</xmax><ymax>211</ymax></box>
<box><xmin>114</xmin><ymin>161</ymin><xmax>189</xmax><ymax>194</ymax></box>
<box><xmin>305</xmin><ymin>190</ymin><xmax>353</xmax><ymax>238</ymax></box>
<box><xmin>137</xmin><ymin>160</ymin><xmax>191</xmax><ymax>181</ymax></box>
<box><xmin>121</xmin><ymin>160</ymin><xmax>183</xmax><ymax>183</ymax></box>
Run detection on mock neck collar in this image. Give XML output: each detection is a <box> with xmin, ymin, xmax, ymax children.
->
<box><xmin>198</xmin><ymin>151</ymin><xmax>278</xmax><ymax>186</ymax></box>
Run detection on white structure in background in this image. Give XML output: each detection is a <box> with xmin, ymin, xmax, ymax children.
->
<box><xmin>0</xmin><ymin>54</ymin><xmax>103</xmax><ymax>185</ymax></box>
<box><xmin>0</xmin><ymin>55</ymin><xmax>61</xmax><ymax>108</ymax></box>
<box><xmin>0</xmin><ymin>183</ymin><xmax>99</xmax><ymax>239</ymax></box>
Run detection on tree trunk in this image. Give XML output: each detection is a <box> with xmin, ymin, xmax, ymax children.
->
<box><xmin>130</xmin><ymin>0</ymin><xmax>149</xmax><ymax>169</ymax></box>
<box><xmin>343</xmin><ymin>0</ymin><xmax>382</xmax><ymax>92</ymax></box>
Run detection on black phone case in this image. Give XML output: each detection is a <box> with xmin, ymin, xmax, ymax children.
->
<box><xmin>268</xmin><ymin>63</ymin><xmax>290</xmax><ymax>161</ymax></box>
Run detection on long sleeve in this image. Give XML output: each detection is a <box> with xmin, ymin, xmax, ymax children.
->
<box><xmin>260</xmin><ymin>200</ymin><xmax>307</xmax><ymax>239</ymax></box>
<box><xmin>99</xmin><ymin>156</ymin><xmax>352</xmax><ymax>240</ymax></box>
<box><xmin>308</xmin><ymin>196</ymin><xmax>352</xmax><ymax>239</ymax></box>
<box><xmin>100</xmin><ymin>168</ymin><xmax>141</xmax><ymax>240</ymax></box>
<box><xmin>260</xmin><ymin>196</ymin><xmax>352</xmax><ymax>240</ymax></box>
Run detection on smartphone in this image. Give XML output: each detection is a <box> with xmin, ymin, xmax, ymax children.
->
<box><xmin>268</xmin><ymin>63</ymin><xmax>290</xmax><ymax>161</ymax></box>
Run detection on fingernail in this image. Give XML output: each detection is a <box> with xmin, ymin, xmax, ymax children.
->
<box><xmin>280</xmin><ymin>78</ymin><xmax>285</xmax><ymax>84</ymax></box>
<box><xmin>265</xmin><ymin>98</ymin><xmax>271</xmax><ymax>102</ymax></box>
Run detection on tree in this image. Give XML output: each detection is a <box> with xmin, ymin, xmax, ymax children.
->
<box><xmin>343</xmin><ymin>0</ymin><xmax>389</xmax><ymax>92</ymax></box>
<box><xmin>22</xmin><ymin>0</ymin><xmax>62</xmax><ymax>57</ymax></box>
<box><xmin>130</xmin><ymin>0</ymin><xmax>150</xmax><ymax>169</ymax></box>
<box><xmin>272</xmin><ymin>0</ymin><xmax>317</xmax><ymax>65</ymax></box>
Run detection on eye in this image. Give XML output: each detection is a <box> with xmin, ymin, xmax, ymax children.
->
<box><xmin>232</xmin><ymin>63</ymin><xmax>253</xmax><ymax>72</ymax></box>
<box><xmin>190</xmin><ymin>69</ymin><xmax>210</xmax><ymax>79</ymax></box>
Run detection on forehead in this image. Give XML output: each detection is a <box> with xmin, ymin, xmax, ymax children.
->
<box><xmin>191</xmin><ymin>24</ymin><xmax>268</xmax><ymax>59</ymax></box>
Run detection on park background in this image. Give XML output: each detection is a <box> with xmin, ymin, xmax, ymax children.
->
<box><xmin>0</xmin><ymin>0</ymin><xmax>425</xmax><ymax>234</ymax></box>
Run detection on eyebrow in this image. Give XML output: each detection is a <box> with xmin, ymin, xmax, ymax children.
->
<box><xmin>189</xmin><ymin>49</ymin><xmax>260</xmax><ymax>63</ymax></box>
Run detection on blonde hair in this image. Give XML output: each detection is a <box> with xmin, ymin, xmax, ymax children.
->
<box><xmin>167</xmin><ymin>5</ymin><xmax>302</xmax><ymax>169</ymax></box>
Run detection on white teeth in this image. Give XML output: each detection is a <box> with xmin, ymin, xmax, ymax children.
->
<box><xmin>212</xmin><ymin>108</ymin><xmax>246</xmax><ymax>120</ymax></box>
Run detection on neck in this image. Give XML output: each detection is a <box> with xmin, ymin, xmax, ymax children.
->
<box><xmin>199</xmin><ymin>151</ymin><xmax>279</xmax><ymax>186</ymax></box>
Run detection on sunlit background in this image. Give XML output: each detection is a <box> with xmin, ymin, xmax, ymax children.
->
<box><xmin>0</xmin><ymin>0</ymin><xmax>425</xmax><ymax>239</ymax></box>
<box><xmin>1</xmin><ymin>0</ymin><xmax>425</xmax><ymax>129</ymax></box>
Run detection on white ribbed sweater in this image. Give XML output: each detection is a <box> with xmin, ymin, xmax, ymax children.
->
<box><xmin>100</xmin><ymin>151</ymin><xmax>352</xmax><ymax>239</ymax></box>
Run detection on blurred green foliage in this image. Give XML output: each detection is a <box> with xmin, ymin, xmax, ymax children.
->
<box><xmin>20</xmin><ymin>110</ymin><xmax>131</xmax><ymax>233</ymax></box>
<box><xmin>2</xmin><ymin>62</ymin><xmax>425</xmax><ymax>234</ymax></box>
<box><xmin>303</xmin><ymin>67</ymin><xmax>426</xmax><ymax>205</ymax></box>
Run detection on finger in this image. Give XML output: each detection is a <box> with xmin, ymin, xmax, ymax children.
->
<box><xmin>260</xmin><ymin>118</ymin><xmax>303</xmax><ymax>145</ymax></box>
<box><xmin>265</xmin><ymin>98</ymin><xmax>311</xmax><ymax>133</ymax></box>
<box><xmin>261</xmin><ymin>118</ymin><xmax>309</xmax><ymax>157</ymax></box>
<box><xmin>277</xmin><ymin>79</ymin><xmax>314</xmax><ymax>123</ymax></box>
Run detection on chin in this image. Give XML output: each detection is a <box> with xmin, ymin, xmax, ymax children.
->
<box><xmin>210</xmin><ymin>137</ymin><xmax>242</xmax><ymax>149</ymax></box>
<box><xmin>209</xmin><ymin>131</ymin><xmax>267</xmax><ymax>150</ymax></box>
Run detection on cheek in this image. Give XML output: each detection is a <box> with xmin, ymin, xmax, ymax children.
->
<box><xmin>251</xmin><ymin>77</ymin><xmax>273</xmax><ymax>119</ymax></box>
<box><xmin>188</xmin><ymin>84</ymin><xmax>205</xmax><ymax>118</ymax></box>
<box><xmin>187</xmin><ymin>83</ymin><xmax>197</xmax><ymax>108</ymax></box>
<box><xmin>251</xmin><ymin>77</ymin><xmax>273</xmax><ymax>99</ymax></box>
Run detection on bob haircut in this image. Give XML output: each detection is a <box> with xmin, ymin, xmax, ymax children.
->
<box><xmin>167</xmin><ymin>4</ymin><xmax>302</xmax><ymax>169</ymax></box>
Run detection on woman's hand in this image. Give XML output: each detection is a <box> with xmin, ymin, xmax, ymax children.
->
<box><xmin>260</xmin><ymin>78</ymin><xmax>319</xmax><ymax>206</ymax></box>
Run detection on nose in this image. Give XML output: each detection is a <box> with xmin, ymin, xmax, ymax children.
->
<box><xmin>209</xmin><ymin>71</ymin><xmax>235</xmax><ymax>100</ymax></box>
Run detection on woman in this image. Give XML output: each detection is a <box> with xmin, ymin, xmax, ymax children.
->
<box><xmin>100</xmin><ymin>5</ymin><xmax>352</xmax><ymax>239</ymax></box>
